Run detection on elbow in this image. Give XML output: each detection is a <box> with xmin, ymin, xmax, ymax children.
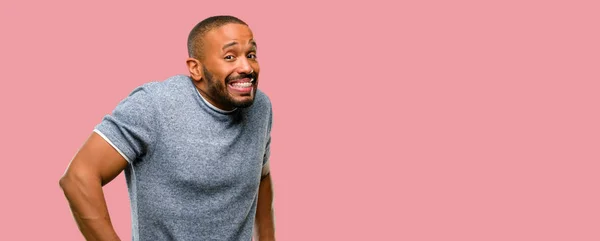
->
<box><xmin>59</xmin><ymin>176</ymin><xmax>66</xmax><ymax>189</ymax></box>
<box><xmin>59</xmin><ymin>175</ymin><xmax>75</xmax><ymax>201</ymax></box>
<box><xmin>59</xmin><ymin>174</ymin><xmax>75</xmax><ymax>194</ymax></box>
<box><xmin>59</xmin><ymin>171</ymin><xmax>94</xmax><ymax>195</ymax></box>
<box><xmin>59</xmin><ymin>174</ymin><xmax>71</xmax><ymax>188</ymax></box>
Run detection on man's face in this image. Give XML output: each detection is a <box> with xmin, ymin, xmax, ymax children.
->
<box><xmin>196</xmin><ymin>23</ymin><xmax>260</xmax><ymax>110</ymax></box>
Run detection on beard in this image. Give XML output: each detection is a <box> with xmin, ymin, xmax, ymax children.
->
<box><xmin>202</xmin><ymin>65</ymin><xmax>258</xmax><ymax>109</ymax></box>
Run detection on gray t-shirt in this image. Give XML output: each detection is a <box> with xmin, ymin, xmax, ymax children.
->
<box><xmin>94</xmin><ymin>74</ymin><xmax>272</xmax><ymax>241</ymax></box>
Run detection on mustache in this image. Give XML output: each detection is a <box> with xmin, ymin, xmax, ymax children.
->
<box><xmin>226</xmin><ymin>72</ymin><xmax>257</xmax><ymax>83</ymax></box>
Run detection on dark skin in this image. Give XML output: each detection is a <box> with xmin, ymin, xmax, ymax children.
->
<box><xmin>60</xmin><ymin>23</ymin><xmax>275</xmax><ymax>241</ymax></box>
<box><xmin>59</xmin><ymin>133</ymin><xmax>127</xmax><ymax>241</ymax></box>
<box><xmin>186</xmin><ymin>23</ymin><xmax>260</xmax><ymax>111</ymax></box>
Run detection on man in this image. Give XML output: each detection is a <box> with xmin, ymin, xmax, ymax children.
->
<box><xmin>59</xmin><ymin>15</ymin><xmax>276</xmax><ymax>241</ymax></box>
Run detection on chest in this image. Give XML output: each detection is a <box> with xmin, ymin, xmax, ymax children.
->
<box><xmin>144</xmin><ymin>115</ymin><xmax>268</xmax><ymax>190</ymax></box>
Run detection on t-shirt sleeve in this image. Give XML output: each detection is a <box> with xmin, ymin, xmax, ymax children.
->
<box><xmin>261</xmin><ymin>104</ymin><xmax>273</xmax><ymax>177</ymax></box>
<box><xmin>93</xmin><ymin>85</ymin><xmax>158</xmax><ymax>163</ymax></box>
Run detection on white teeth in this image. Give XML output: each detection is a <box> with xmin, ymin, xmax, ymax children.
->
<box><xmin>250</xmin><ymin>78</ymin><xmax>255</xmax><ymax>82</ymax></box>
<box><xmin>231</xmin><ymin>82</ymin><xmax>252</xmax><ymax>88</ymax></box>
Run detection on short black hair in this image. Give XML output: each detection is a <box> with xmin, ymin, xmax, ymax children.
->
<box><xmin>187</xmin><ymin>15</ymin><xmax>248</xmax><ymax>59</ymax></box>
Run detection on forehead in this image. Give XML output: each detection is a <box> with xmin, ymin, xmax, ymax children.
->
<box><xmin>203</xmin><ymin>23</ymin><xmax>254</xmax><ymax>50</ymax></box>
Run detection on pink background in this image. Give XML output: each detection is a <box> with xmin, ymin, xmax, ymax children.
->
<box><xmin>1</xmin><ymin>0</ymin><xmax>599</xmax><ymax>240</ymax></box>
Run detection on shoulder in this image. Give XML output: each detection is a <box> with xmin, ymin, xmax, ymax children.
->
<box><xmin>135</xmin><ymin>75</ymin><xmax>191</xmax><ymax>96</ymax></box>
<box><xmin>253</xmin><ymin>89</ymin><xmax>273</xmax><ymax>111</ymax></box>
<box><xmin>247</xmin><ymin>89</ymin><xmax>273</xmax><ymax>128</ymax></box>
<box><xmin>125</xmin><ymin>75</ymin><xmax>193</xmax><ymax>104</ymax></box>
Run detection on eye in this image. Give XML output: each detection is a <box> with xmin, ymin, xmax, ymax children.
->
<box><xmin>224</xmin><ymin>55</ymin><xmax>235</xmax><ymax>61</ymax></box>
<box><xmin>247</xmin><ymin>53</ymin><xmax>257</xmax><ymax>59</ymax></box>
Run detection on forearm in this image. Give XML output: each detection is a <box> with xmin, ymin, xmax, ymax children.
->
<box><xmin>60</xmin><ymin>174</ymin><xmax>121</xmax><ymax>241</ymax></box>
<box><xmin>254</xmin><ymin>174</ymin><xmax>275</xmax><ymax>241</ymax></box>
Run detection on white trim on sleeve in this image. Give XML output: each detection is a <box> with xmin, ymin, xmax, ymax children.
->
<box><xmin>261</xmin><ymin>160</ymin><xmax>270</xmax><ymax>177</ymax></box>
<box><xmin>93</xmin><ymin>129</ymin><xmax>131</xmax><ymax>163</ymax></box>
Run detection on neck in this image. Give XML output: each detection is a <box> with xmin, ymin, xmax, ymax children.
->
<box><xmin>194</xmin><ymin>86</ymin><xmax>237</xmax><ymax>113</ymax></box>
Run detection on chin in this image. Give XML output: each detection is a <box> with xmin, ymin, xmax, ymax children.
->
<box><xmin>232</xmin><ymin>98</ymin><xmax>255</xmax><ymax>108</ymax></box>
<box><xmin>230</xmin><ymin>96</ymin><xmax>254</xmax><ymax>108</ymax></box>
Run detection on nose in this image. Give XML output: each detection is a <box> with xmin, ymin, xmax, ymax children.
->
<box><xmin>236</xmin><ymin>57</ymin><xmax>253</xmax><ymax>75</ymax></box>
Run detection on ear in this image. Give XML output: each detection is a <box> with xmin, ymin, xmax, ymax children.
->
<box><xmin>186</xmin><ymin>57</ymin><xmax>203</xmax><ymax>81</ymax></box>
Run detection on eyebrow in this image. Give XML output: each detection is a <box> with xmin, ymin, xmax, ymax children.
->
<box><xmin>222</xmin><ymin>40</ymin><xmax>257</xmax><ymax>51</ymax></box>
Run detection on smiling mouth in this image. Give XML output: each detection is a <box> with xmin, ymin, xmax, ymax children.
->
<box><xmin>228</xmin><ymin>78</ymin><xmax>255</xmax><ymax>92</ymax></box>
<box><xmin>230</xmin><ymin>81</ymin><xmax>252</xmax><ymax>88</ymax></box>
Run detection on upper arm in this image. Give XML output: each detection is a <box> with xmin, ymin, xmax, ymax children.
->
<box><xmin>63</xmin><ymin>132</ymin><xmax>129</xmax><ymax>186</ymax></box>
<box><xmin>63</xmin><ymin>84</ymin><xmax>159</xmax><ymax>186</ymax></box>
